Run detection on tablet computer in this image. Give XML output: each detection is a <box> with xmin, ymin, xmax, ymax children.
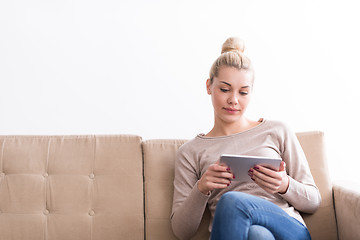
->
<box><xmin>220</xmin><ymin>154</ymin><xmax>282</xmax><ymax>182</ymax></box>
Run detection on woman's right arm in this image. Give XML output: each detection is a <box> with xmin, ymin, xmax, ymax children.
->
<box><xmin>171</xmin><ymin>148</ymin><xmax>233</xmax><ymax>239</ymax></box>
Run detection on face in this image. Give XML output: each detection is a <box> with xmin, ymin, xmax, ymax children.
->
<box><xmin>206</xmin><ymin>66</ymin><xmax>253</xmax><ymax>125</ymax></box>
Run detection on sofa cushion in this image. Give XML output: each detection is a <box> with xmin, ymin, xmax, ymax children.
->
<box><xmin>143</xmin><ymin>139</ymin><xmax>211</xmax><ymax>240</ymax></box>
<box><xmin>0</xmin><ymin>135</ymin><xmax>144</xmax><ymax>240</ymax></box>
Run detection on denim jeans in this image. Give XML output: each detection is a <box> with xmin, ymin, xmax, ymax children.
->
<box><xmin>210</xmin><ymin>192</ymin><xmax>311</xmax><ymax>240</ymax></box>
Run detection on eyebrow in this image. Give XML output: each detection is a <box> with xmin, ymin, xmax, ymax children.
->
<box><xmin>220</xmin><ymin>81</ymin><xmax>249</xmax><ymax>88</ymax></box>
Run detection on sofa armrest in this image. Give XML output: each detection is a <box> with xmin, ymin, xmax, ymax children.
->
<box><xmin>333</xmin><ymin>181</ymin><xmax>360</xmax><ymax>240</ymax></box>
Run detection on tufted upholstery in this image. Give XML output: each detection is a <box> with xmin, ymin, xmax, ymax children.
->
<box><xmin>0</xmin><ymin>135</ymin><xmax>144</xmax><ymax>240</ymax></box>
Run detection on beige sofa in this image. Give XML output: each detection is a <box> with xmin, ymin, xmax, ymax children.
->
<box><xmin>0</xmin><ymin>132</ymin><xmax>359</xmax><ymax>240</ymax></box>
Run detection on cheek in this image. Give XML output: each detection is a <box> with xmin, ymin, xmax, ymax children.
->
<box><xmin>241</xmin><ymin>97</ymin><xmax>251</xmax><ymax>107</ymax></box>
<box><xmin>212</xmin><ymin>93</ymin><xmax>225</xmax><ymax>106</ymax></box>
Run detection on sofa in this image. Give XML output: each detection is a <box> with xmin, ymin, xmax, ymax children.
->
<box><xmin>0</xmin><ymin>131</ymin><xmax>359</xmax><ymax>240</ymax></box>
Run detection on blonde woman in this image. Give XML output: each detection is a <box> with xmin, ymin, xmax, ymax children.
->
<box><xmin>171</xmin><ymin>37</ymin><xmax>321</xmax><ymax>240</ymax></box>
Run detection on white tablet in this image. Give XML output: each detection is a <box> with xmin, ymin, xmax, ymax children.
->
<box><xmin>220</xmin><ymin>154</ymin><xmax>282</xmax><ymax>182</ymax></box>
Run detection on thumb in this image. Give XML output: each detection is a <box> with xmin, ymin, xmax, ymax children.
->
<box><xmin>217</xmin><ymin>160</ymin><xmax>226</xmax><ymax>167</ymax></box>
<box><xmin>279</xmin><ymin>161</ymin><xmax>286</xmax><ymax>172</ymax></box>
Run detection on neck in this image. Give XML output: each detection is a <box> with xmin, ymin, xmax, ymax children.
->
<box><xmin>207</xmin><ymin>117</ymin><xmax>255</xmax><ymax>137</ymax></box>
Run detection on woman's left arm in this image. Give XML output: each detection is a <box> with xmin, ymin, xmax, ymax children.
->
<box><xmin>251</xmin><ymin>162</ymin><xmax>321</xmax><ymax>213</ymax></box>
<box><xmin>251</xmin><ymin>124</ymin><xmax>322</xmax><ymax>214</ymax></box>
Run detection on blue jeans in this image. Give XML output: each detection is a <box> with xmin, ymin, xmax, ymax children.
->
<box><xmin>210</xmin><ymin>192</ymin><xmax>311</xmax><ymax>240</ymax></box>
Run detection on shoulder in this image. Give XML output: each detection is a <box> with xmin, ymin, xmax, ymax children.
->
<box><xmin>263</xmin><ymin>119</ymin><xmax>293</xmax><ymax>133</ymax></box>
<box><xmin>175</xmin><ymin>136</ymin><xmax>207</xmax><ymax>172</ymax></box>
<box><xmin>263</xmin><ymin>119</ymin><xmax>290</xmax><ymax>129</ymax></box>
<box><xmin>176</xmin><ymin>136</ymin><xmax>203</xmax><ymax>159</ymax></box>
<box><xmin>178</xmin><ymin>137</ymin><xmax>202</xmax><ymax>156</ymax></box>
<box><xmin>262</xmin><ymin>119</ymin><xmax>297</xmax><ymax>141</ymax></box>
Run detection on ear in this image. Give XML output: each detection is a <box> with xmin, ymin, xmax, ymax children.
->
<box><xmin>206</xmin><ymin>79</ymin><xmax>211</xmax><ymax>95</ymax></box>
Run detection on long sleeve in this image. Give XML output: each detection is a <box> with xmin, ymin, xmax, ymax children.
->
<box><xmin>171</xmin><ymin>146</ymin><xmax>210</xmax><ymax>240</ymax></box>
<box><xmin>279</xmin><ymin>125</ymin><xmax>322</xmax><ymax>213</ymax></box>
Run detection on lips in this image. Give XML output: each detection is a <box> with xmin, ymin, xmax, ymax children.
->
<box><xmin>223</xmin><ymin>107</ymin><xmax>240</xmax><ymax>113</ymax></box>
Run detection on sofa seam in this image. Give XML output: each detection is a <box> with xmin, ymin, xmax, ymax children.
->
<box><xmin>0</xmin><ymin>138</ymin><xmax>5</xmax><ymax>174</ymax></box>
<box><xmin>333</xmin><ymin>187</ymin><xmax>338</xmax><ymax>239</ymax></box>
<box><xmin>141</xmin><ymin>142</ymin><xmax>146</xmax><ymax>240</ymax></box>
<box><xmin>90</xmin><ymin>136</ymin><xmax>96</xmax><ymax>240</ymax></box>
<box><xmin>0</xmin><ymin>138</ymin><xmax>6</xmax><ymax>214</ymax></box>
<box><xmin>44</xmin><ymin>138</ymin><xmax>51</xmax><ymax>240</ymax></box>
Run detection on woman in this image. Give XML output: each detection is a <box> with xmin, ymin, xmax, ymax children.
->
<box><xmin>171</xmin><ymin>37</ymin><xmax>321</xmax><ymax>240</ymax></box>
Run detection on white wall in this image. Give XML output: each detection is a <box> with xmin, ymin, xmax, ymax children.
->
<box><xmin>1</xmin><ymin>0</ymin><xmax>359</xmax><ymax>183</ymax></box>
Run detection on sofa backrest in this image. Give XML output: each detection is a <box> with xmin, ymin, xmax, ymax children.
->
<box><xmin>0</xmin><ymin>132</ymin><xmax>338</xmax><ymax>240</ymax></box>
<box><xmin>296</xmin><ymin>132</ymin><xmax>337</xmax><ymax>240</ymax></box>
<box><xmin>143</xmin><ymin>131</ymin><xmax>338</xmax><ymax>240</ymax></box>
<box><xmin>0</xmin><ymin>135</ymin><xmax>144</xmax><ymax>240</ymax></box>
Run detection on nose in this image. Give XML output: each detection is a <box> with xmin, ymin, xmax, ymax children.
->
<box><xmin>227</xmin><ymin>93</ymin><xmax>239</xmax><ymax>105</ymax></box>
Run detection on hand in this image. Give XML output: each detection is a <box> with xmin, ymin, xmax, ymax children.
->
<box><xmin>249</xmin><ymin>161</ymin><xmax>289</xmax><ymax>194</ymax></box>
<box><xmin>197</xmin><ymin>161</ymin><xmax>234</xmax><ymax>195</ymax></box>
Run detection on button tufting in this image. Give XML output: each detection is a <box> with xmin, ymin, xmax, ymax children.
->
<box><xmin>89</xmin><ymin>173</ymin><xmax>95</xmax><ymax>179</ymax></box>
<box><xmin>43</xmin><ymin>173</ymin><xmax>49</xmax><ymax>177</ymax></box>
<box><xmin>43</xmin><ymin>209</ymin><xmax>50</xmax><ymax>215</ymax></box>
<box><xmin>89</xmin><ymin>210</ymin><xmax>95</xmax><ymax>216</ymax></box>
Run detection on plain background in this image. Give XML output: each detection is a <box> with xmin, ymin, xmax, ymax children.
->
<box><xmin>1</xmin><ymin>0</ymin><xmax>359</xmax><ymax>183</ymax></box>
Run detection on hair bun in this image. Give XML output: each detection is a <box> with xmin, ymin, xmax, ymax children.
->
<box><xmin>221</xmin><ymin>37</ymin><xmax>245</xmax><ymax>54</ymax></box>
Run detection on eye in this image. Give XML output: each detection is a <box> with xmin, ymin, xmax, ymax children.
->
<box><xmin>220</xmin><ymin>88</ymin><xmax>230</xmax><ymax>93</ymax></box>
<box><xmin>240</xmin><ymin>91</ymin><xmax>248</xmax><ymax>96</ymax></box>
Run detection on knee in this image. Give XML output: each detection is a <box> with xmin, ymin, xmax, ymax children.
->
<box><xmin>215</xmin><ymin>192</ymin><xmax>240</xmax><ymax>214</ymax></box>
<box><xmin>218</xmin><ymin>191</ymin><xmax>250</xmax><ymax>207</ymax></box>
<box><xmin>217</xmin><ymin>192</ymin><xmax>257</xmax><ymax>216</ymax></box>
<box><xmin>217</xmin><ymin>192</ymin><xmax>250</xmax><ymax>212</ymax></box>
<box><xmin>218</xmin><ymin>192</ymin><xmax>238</xmax><ymax>204</ymax></box>
<box><xmin>248</xmin><ymin>225</ymin><xmax>275</xmax><ymax>240</ymax></box>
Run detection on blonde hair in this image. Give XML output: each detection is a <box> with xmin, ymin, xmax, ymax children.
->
<box><xmin>209</xmin><ymin>37</ymin><xmax>253</xmax><ymax>83</ymax></box>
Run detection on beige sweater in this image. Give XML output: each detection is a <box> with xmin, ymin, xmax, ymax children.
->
<box><xmin>171</xmin><ymin>119</ymin><xmax>321</xmax><ymax>240</ymax></box>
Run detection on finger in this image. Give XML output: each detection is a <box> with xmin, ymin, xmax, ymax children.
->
<box><xmin>208</xmin><ymin>182</ymin><xmax>230</xmax><ymax>189</ymax></box>
<box><xmin>217</xmin><ymin>162</ymin><xmax>231</xmax><ymax>171</ymax></box>
<box><xmin>203</xmin><ymin>169</ymin><xmax>233</xmax><ymax>182</ymax></box>
<box><xmin>216</xmin><ymin>160</ymin><xmax>233</xmax><ymax>173</ymax></box>
<box><xmin>211</xmin><ymin>163</ymin><xmax>230</xmax><ymax>173</ymax></box>
<box><xmin>210</xmin><ymin>176</ymin><xmax>232</xmax><ymax>185</ymax></box>
<box><xmin>216</xmin><ymin>159</ymin><xmax>228</xmax><ymax>167</ymax></box>
<box><xmin>211</xmin><ymin>170</ymin><xmax>233</xmax><ymax>180</ymax></box>
<box><xmin>253</xmin><ymin>172</ymin><xmax>281</xmax><ymax>188</ymax></box>
<box><xmin>202</xmin><ymin>175</ymin><xmax>231</xmax><ymax>189</ymax></box>
<box><xmin>253</xmin><ymin>174</ymin><xmax>279</xmax><ymax>188</ymax></box>
<box><xmin>199</xmin><ymin>179</ymin><xmax>229</xmax><ymax>193</ymax></box>
<box><xmin>253</xmin><ymin>165</ymin><xmax>281</xmax><ymax>179</ymax></box>
<box><xmin>250</xmin><ymin>170</ymin><xmax>280</xmax><ymax>191</ymax></box>
<box><xmin>279</xmin><ymin>161</ymin><xmax>286</xmax><ymax>172</ymax></box>
<box><xmin>254</xmin><ymin>178</ymin><xmax>279</xmax><ymax>193</ymax></box>
<box><xmin>251</xmin><ymin>168</ymin><xmax>281</xmax><ymax>185</ymax></box>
